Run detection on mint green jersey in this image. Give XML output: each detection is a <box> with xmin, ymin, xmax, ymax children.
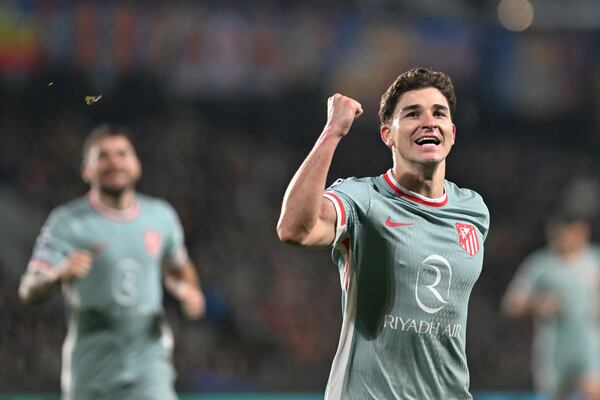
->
<box><xmin>27</xmin><ymin>192</ymin><xmax>188</xmax><ymax>399</ymax></box>
<box><xmin>322</xmin><ymin>170</ymin><xmax>489</xmax><ymax>400</ymax></box>
<box><xmin>508</xmin><ymin>246</ymin><xmax>600</xmax><ymax>395</ymax></box>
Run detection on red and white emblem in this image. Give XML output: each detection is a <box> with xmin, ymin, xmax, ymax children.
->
<box><xmin>144</xmin><ymin>230</ymin><xmax>162</xmax><ymax>258</ymax></box>
<box><xmin>455</xmin><ymin>223</ymin><xmax>480</xmax><ymax>256</ymax></box>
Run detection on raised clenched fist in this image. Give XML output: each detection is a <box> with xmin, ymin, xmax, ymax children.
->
<box><xmin>324</xmin><ymin>93</ymin><xmax>363</xmax><ymax>138</ymax></box>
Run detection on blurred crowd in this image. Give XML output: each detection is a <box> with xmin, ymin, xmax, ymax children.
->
<box><xmin>1</xmin><ymin>0</ymin><xmax>600</xmax><ymax>394</ymax></box>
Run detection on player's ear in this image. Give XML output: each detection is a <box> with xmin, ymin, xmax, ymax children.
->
<box><xmin>81</xmin><ymin>162</ymin><xmax>91</xmax><ymax>183</ymax></box>
<box><xmin>380</xmin><ymin>124</ymin><xmax>394</xmax><ymax>149</ymax></box>
<box><xmin>133</xmin><ymin>157</ymin><xmax>142</xmax><ymax>181</ymax></box>
<box><xmin>450</xmin><ymin>123</ymin><xmax>456</xmax><ymax>146</ymax></box>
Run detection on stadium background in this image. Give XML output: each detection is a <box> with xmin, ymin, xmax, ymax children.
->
<box><xmin>0</xmin><ymin>0</ymin><xmax>599</xmax><ymax>398</ymax></box>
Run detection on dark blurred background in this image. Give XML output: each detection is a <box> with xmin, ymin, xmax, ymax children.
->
<box><xmin>1</xmin><ymin>0</ymin><xmax>600</xmax><ymax>395</ymax></box>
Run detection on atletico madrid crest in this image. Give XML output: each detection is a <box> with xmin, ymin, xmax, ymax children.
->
<box><xmin>144</xmin><ymin>230</ymin><xmax>162</xmax><ymax>258</ymax></box>
<box><xmin>455</xmin><ymin>223</ymin><xmax>480</xmax><ymax>256</ymax></box>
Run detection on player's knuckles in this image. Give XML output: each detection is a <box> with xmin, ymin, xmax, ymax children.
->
<box><xmin>331</xmin><ymin>93</ymin><xmax>354</xmax><ymax>107</ymax></box>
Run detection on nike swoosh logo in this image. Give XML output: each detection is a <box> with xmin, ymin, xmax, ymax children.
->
<box><xmin>385</xmin><ymin>216</ymin><xmax>412</xmax><ymax>227</ymax></box>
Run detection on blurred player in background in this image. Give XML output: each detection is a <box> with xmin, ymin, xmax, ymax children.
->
<box><xmin>277</xmin><ymin>68</ymin><xmax>489</xmax><ymax>399</ymax></box>
<box><xmin>502</xmin><ymin>213</ymin><xmax>600</xmax><ymax>400</ymax></box>
<box><xmin>19</xmin><ymin>124</ymin><xmax>205</xmax><ymax>400</ymax></box>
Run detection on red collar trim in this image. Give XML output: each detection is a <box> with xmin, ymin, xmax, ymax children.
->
<box><xmin>383</xmin><ymin>170</ymin><xmax>448</xmax><ymax>207</ymax></box>
<box><xmin>88</xmin><ymin>191</ymin><xmax>140</xmax><ymax>221</ymax></box>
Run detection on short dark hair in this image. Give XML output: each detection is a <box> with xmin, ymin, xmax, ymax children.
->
<box><xmin>82</xmin><ymin>124</ymin><xmax>134</xmax><ymax>163</ymax></box>
<box><xmin>545</xmin><ymin>211</ymin><xmax>589</xmax><ymax>235</ymax></box>
<box><xmin>379</xmin><ymin>68</ymin><xmax>456</xmax><ymax>125</ymax></box>
<box><xmin>545</xmin><ymin>209</ymin><xmax>590</xmax><ymax>240</ymax></box>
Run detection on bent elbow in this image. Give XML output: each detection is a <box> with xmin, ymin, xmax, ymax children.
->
<box><xmin>501</xmin><ymin>297</ymin><xmax>522</xmax><ymax>318</ymax></box>
<box><xmin>276</xmin><ymin>221</ymin><xmax>307</xmax><ymax>246</ymax></box>
<box><xmin>18</xmin><ymin>271</ymin><xmax>52</xmax><ymax>305</ymax></box>
<box><xmin>18</xmin><ymin>283</ymin><xmax>33</xmax><ymax>305</ymax></box>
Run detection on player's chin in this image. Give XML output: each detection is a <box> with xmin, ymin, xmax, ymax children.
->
<box><xmin>99</xmin><ymin>182</ymin><xmax>131</xmax><ymax>196</ymax></box>
<box><xmin>416</xmin><ymin>149</ymin><xmax>450</xmax><ymax>165</ymax></box>
<box><xmin>415</xmin><ymin>155</ymin><xmax>445</xmax><ymax>166</ymax></box>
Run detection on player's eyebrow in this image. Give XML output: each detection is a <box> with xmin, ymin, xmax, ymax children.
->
<box><xmin>401</xmin><ymin>104</ymin><xmax>449</xmax><ymax>112</ymax></box>
<box><xmin>400</xmin><ymin>104</ymin><xmax>422</xmax><ymax>113</ymax></box>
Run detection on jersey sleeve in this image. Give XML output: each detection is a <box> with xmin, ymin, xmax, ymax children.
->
<box><xmin>464</xmin><ymin>189</ymin><xmax>490</xmax><ymax>242</ymax></box>
<box><xmin>161</xmin><ymin>202</ymin><xmax>189</xmax><ymax>269</ymax></box>
<box><xmin>28</xmin><ymin>208</ymin><xmax>74</xmax><ymax>271</ymax></box>
<box><xmin>590</xmin><ymin>245</ymin><xmax>600</xmax><ymax>268</ymax></box>
<box><xmin>323</xmin><ymin>177</ymin><xmax>372</xmax><ymax>247</ymax></box>
<box><xmin>480</xmin><ymin>201</ymin><xmax>491</xmax><ymax>242</ymax></box>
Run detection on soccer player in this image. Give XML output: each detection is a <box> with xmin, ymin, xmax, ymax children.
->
<box><xmin>19</xmin><ymin>125</ymin><xmax>206</xmax><ymax>400</ymax></box>
<box><xmin>277</xmin><ymin>68</ymin><xmax>489</xmax><ymax>399</ymax></box>
<box><xmin>502</xmin><ymin>214</ymin><xmax>600</xmax><ymax>400</ymax></box>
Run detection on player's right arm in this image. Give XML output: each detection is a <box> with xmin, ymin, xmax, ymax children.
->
<box><xmin>501</xmin><ymin>258</ymin><xmax>559</xmax><ymax>318</ymax></box>
<box><xmin>19</xmin><ymin>250</ymin><xmax>93</xmax><ymax>304</ymax></box>
<box><xmin>501</xmin><ymin>287</ymin><xmax>560</xmax><ymax>318</ymax></box>
<box><xmin>277</xmin><ymin>94</ymin><xmax>363</xmax><ymax>248</ymax></box>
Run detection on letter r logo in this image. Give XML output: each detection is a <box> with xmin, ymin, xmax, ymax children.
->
<box><xmin>415</xmin><ymin>255</ymin><xmax>453</xmax><ymax>314</ymax></box>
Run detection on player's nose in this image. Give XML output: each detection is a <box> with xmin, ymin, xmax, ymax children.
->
<box><xmin>106</xmin><ymin>152</ymin><xmax>125</xmax><ymax>166</ymax></box>
<box><xmin>420</xmin><ymin>112</ymin><xmax>438</xmax><ymax>131</ymax></box>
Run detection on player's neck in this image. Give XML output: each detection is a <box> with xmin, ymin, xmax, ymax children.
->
<box><xmin>92</xmin><ymin>188</ymin><xmax>136</xmax><ymax>211</ymax></box>
<box><xmin>390</xmin><ymin>162</ymin><xmax>446</xmax><ymax>198</ymax></box>
<box><xmin>554</xmin><ymin>245</ymin><xmax>587</xmax><ymax>262</ymax></box>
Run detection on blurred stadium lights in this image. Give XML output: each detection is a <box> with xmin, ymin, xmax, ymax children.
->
<box><xmin>533</xmin><ymin>0</ymin><xmax>600</xmax><ymax>29</ymax></box>
<box><xmin>497</xmin><ymin>0</ymin><xmax>534</xmax><ymax>32</ymax></box>
<box><xmin>498</xmin><ymin>0</ymin><xmax>600</xmax><ymax>32</ymax></box>
<box><xmin>528</xmin><ymin>0</ymin><xmax>600</xmax><ymax>30</ymax></box>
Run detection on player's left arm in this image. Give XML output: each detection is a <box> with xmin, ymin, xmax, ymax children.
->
<box><xmin>163</xmin><ymin>260</ymin><xmax>206</xmax><ymax>320</ymax></box>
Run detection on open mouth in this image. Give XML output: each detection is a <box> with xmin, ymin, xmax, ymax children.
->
<box><xmin>415</xmin><ymin>136</ymin><xmax>441</xmax><ymax>146</ymax></box>
<box><xmin>103</xmin><ymin>170</ymin><xmax>128</xmax><ymax>180</ymax></box>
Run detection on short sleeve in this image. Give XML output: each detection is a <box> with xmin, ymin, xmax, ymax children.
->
<box><xmin>508</xmin><ymin>253</ymin><xmax>545</xmax><ymax>297</ymax></box>
<box><xmin>480</xmin><ymin>202</ymin><xmax>491</xmax><ymax>242</ymax></box>
<box><xmin>590</xmin><ymin>246</ymin><xmax>600</xmax><ymax>268</ymax></box>
<box><xmin>323</xmin><ymin>177</ymin><xmax>372</xmax><ymax>247</ymax></box>
<box><xmin>162</xmin><ymin>203</ymin><xmax>189</xmax><ymax>269</ymax></box>
<box><xmin>28</xmin><ymin>209</ymin><xmax>74</xmax><ymax>270</ymax></box>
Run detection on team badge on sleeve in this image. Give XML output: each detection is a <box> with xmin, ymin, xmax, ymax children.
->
<box><xmin>455</xmin><ymin>223</ymin><xmax>480</xmax><ymax>256</ymax></box>
<box><xmin>144</xmin><ymin>230</ymin><xmax>162</xmax><ymax>258</ymax></box>
<box><xmin>329</xmin><ymin>178</ymin><xmax>345</xmax><ymax>188</ymax></box>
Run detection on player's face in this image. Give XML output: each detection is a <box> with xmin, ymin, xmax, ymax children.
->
<box><xmin>551</xmin><ymin>221</ymin><xmax>590</xmax><ymax>255</ymax></box>
<box><xmin>381</xmin><ymin>87</ymin><xmax>456</xmax><ymax>167</ymax></box>
<box><xmin>82</xmin><ymin>135</ymin><xmax>141</xmax><ymax>195</ymax></box>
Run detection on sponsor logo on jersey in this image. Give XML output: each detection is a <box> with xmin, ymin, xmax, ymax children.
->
<box><xmin>144</xmin><ymin>230</ymin><xmax>162</xmax><ymax>258</ymax></box>
<box><xmin>383</xmin><ymin>314</ymin><xmax>462</xmax><ymax>338</ymax></box>
<box><xmin>455</xmin><ymin>223</ymin><xmax>480</xmax><ymax>256</ymax></box>
<box><xmin>415</xmin><ymin>255</ymin><xmax>452</xmax><ymax>314</ymax></box>
<box><xmin>383</xmin><ymin>254</ymin><xmax>463</xmax><ymax>338</ymax></box>
<box><xmin>385</xmin><ymin>216</ymin><xmax>412</xmax><ymax>227</ymax></box>
<box><xmin>384</xmin><ymin>255</ymin><xmax>464</xmax><ymax>338</ymax></box>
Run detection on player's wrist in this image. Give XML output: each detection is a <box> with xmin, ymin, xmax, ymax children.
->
<box><xmin>319</xmin><ymin>128</ymin><xmax>346</xmax><ymax>149</ymax></box>
<box><xmin>54</xmin><ymin>263</ymin><xmax>73</xmax><ymax>283</ymax></box>
<box><xmin>322</xmin><ymin>124</ymin><xmax>348</xmax><ymax>140</ymax></box>
<box><xmin>169</xmin><ymin>279</ymin><xmax>191</xmax><ymax>299</ymax></box>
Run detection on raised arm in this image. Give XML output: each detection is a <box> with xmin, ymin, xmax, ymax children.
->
<box><xmin>277</xmin><ymin>94</ymin><xmax>363</xmax><ymax>247</ymax></box>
